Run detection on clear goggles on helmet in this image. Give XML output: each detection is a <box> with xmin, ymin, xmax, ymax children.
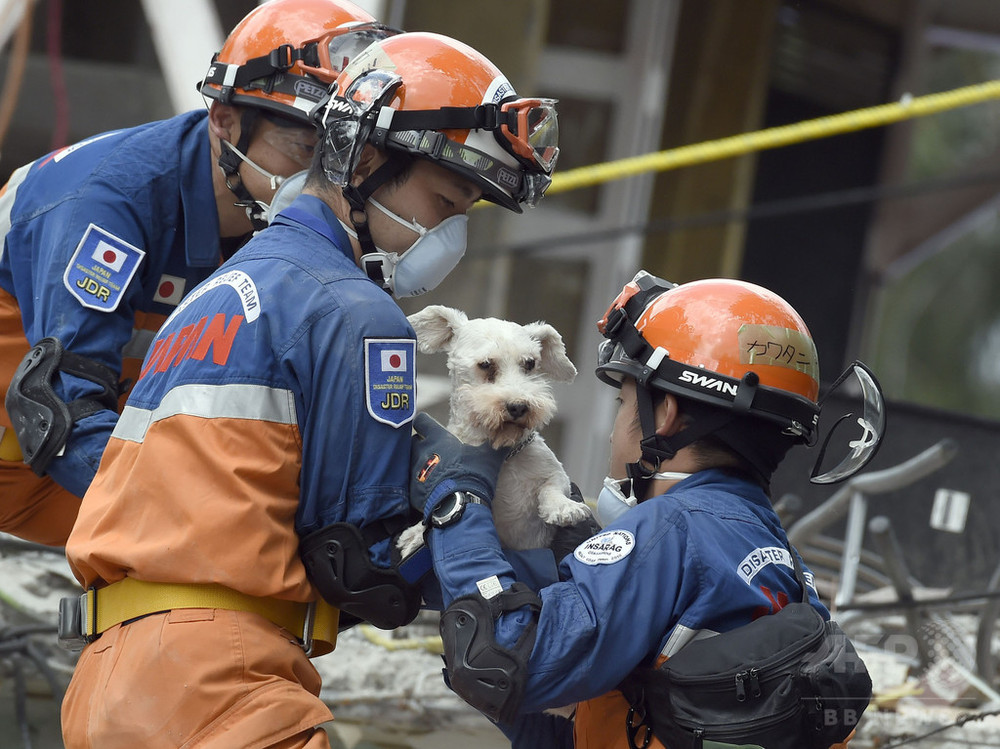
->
<box><xmin>201</xmin><ymin>24</ymin><xmax>399</xmax><ymax>103</ymax></box>
<box><xmin>315</xmin><ymin>70</ymin><xmax>557</xmax><ymax>208</ymax></box>
<box><xmin>315</xmin><ymin>69</ymin><xmax>404</xmax><ymax>186</ymax></box>
<box><xmin>298</xmin><ymin>23</ymin><xmax>399</xmax><ymax>82</ymax></box>
<box><xmin>257</xmin><ymin>111</ymin><xmax>319</xmax><ymax>170</ymax></box>
<box><xmin>367</xmin><ymin>95</ymin><xmax>560</xmax><ymax>177</ymax></box>
<box><xmin>808</xmin><ymin>361</ymin><xmax>886</xmax><ymax>484</ymax></box>
<box><xmin>397</xmin><ymin>97</ymin><xmax>560</xmax><ymax>204</ymax></box>
<box><xmin>494</xmin><ymin>97</ymin><xmax>560</xmax><ymax>174</ymax></box>
<box><xmin>383</xmin><ymin>129</ymin><xmax>552</xmax><ymax>209</ymax></box>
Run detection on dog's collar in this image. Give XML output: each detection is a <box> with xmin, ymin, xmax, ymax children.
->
<box><xmin>506</xmin><ymin>431</ymin><xmax>536</xmax><ymax>461</ymax></box>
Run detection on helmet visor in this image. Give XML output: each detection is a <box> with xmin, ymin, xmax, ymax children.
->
<box><xmin>317</xmin><ymin>70</ymin><xmax>402</xmax><ymax>186</ymax></box>
<box><xmin>301</xmin><ymin>23</ymin><xmax>400</xmax><ymax>82</ymax></box>
<box><xmin>499</xmin><ymin>98</ymin><xmax>560</xmax><ymax>173</ymax></box>
<box><xmin>595</xmin><ymin>340</ymin><xmax>631</xmax><ymax>388</ymax></box>
<box><xmin>809</xmin><ymin>361</ymin><xmax>886</xmax><ymax>484</ymax></box>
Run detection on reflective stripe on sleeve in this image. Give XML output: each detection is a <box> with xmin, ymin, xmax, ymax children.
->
<box><xmin>114</xmin><ymin>382</ymin><xmax>297</xmax><ymax>443</ymax></box>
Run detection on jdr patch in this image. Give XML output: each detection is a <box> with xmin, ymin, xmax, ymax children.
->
<box><xmin>365</xmin><ymin>338</ymin><xmax>415</xmax><ymax>427</ymax></box>
<box><xmin>63</xmin><ymin>224</ymin><xmax>145</xmax><ymax>312</ymax></box>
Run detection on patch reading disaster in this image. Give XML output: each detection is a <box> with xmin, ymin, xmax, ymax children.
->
<box><xmin>737</xmin><ymin>546</ymin><xmax>814</xmax><ymax>590</ymax></box>
<box><xmin>63</xmin><ymin>224</ymin><xmax>145</xmax><ymax>312</ymax></box>
<box><xmin>574</xmin><ymin>530</ymin><xmax>635</xmax><ymax>566</ymax></box>
<box><xmin>738</xmin><ymin>324</ymin><xmax>819</xmax><ymax>381</ymax></box>
<box><xmin>365</xmin><ymin>339</ymin><xmax>415</xmax><ymax>428</ymax></box>
<box><xmin>738</xmin><ymin>546</ymin><xmax>792</xmax><ymax>585</ymax></box>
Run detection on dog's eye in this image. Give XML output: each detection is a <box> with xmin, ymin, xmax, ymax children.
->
<box><xmin>478</xmin><ymin>360</ymin><xmax>497</xmax><ymax>383</ymax></box>
<box><xmin>523</xmin><ymin>358</ymin><xmax>536</xmax><ymax>372</ymax></box>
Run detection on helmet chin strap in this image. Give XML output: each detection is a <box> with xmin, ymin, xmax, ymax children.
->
<box><xmin>341</xmin><ymin>158</ymin><xmax>409</xmax><ymax>288</ymax></box>
<box><xmin>217</xmin><ymin>109</ymin><xmax>273</xmax><ymax>233</ymax></box>
<box><xmin>628</xmin><ymin>383</ymin><xmax>736</xmax><ymax>502</ymax></box>
<box><xmin>626</xmin><ymin>384</ymin><xmax>676</xmax><ymax>502</ymax></box>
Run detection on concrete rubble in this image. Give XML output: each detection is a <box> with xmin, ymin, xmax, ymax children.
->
<box><xmin>2</xmin><ymin>538</ymin><xmax>1000</xmax><ymax>748</ymax></box>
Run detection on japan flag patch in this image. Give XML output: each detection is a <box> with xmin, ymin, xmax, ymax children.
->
<box><xmin>365</xmin><ymin>338</ymin><xmax>415</xmax><ymax>427</ymax></box>
<box><xmin>153</xmin><ymin>274</ymin><xmax>186</xmax><ymax>306</ymax></box>
<box><xmin>381</xmin><ymin>349</ymin><xmax>407</xmax><ymax>372</ymax></box>
<box><xmin>91</xmin><ymin>240</ymin><xmax>128</xmax><ymax>271</ymax></box>
<box><xmin>64</xmin><ymin>224</ymin><xmax>145</xmax><ymax>312</ymax></box>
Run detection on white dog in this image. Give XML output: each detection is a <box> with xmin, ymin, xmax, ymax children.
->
<box><xmin>398</xmin><ymin>305</ymin><xmax>592</xmax><ymax>555</ymax></box>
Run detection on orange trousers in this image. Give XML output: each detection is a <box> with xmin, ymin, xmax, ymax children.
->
<box><xmin>0</xmin><ymin>283</ymin><xmax>83</xmax><ymax>546</ymax></box>
<box><xmin>61</xmin><ymin>608</ymin><xmax>334</xmax><ymax>749</ymax></box>
<box><xmin>0</xmin><ymin>456</ymin><xmax>81</xmax><ymax>545</ymax></box>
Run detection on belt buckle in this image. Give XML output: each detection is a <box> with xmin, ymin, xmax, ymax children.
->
<box><xmin>301</xmin><ymin>601</ymin><xmax>316</xmax><ymax>657</ymax></box>
<box><xmin>83</xmin><ymin>587</ymin><xmax>97</xmax><ymax>638</ymax></box>
<box><xmin>57</xmin><ymin>589</ymin><xmax>96</xmax><ymax>651</ymax></box>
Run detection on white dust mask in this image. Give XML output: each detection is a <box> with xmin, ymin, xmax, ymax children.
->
<box><xmin>265</xmin><ymin>170</ymin><xmax>308</xmax><ymax>224</ymax></box>
<box><xmin>595</xmin><ymin>472</ymin><xmax>692</xmax><ymax>527</ymax></box>
<box><xmin>357</xmin><ymin>198</ymin><xmax>468</xmax><ymax>298</ymax></box>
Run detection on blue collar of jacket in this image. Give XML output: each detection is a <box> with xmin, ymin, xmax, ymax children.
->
<box><xmin>180</xmin><ymin>112</ymin><xmax>223</xmax><ymax>268</ymax></box>
<box><xmin>271</xmin><ymin>194</ymin><xmax>355</xmax><ymax>262</ymax></box>
<box><xmin>658</xmin><ymin>468</ymin><xmax>773</xmax><ymax>513</ymax></box>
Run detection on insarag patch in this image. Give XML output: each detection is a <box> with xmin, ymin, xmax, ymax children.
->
<box><xmin>365</xmin><ymin>338</ymin><xmax>415</xmax><ymax>427</ymax></box>
<box><xmin>574</xmin><ymin>529</ymin><xmax>635</xmax><ymax>565</ymax></box>
<box><xmin>63</xmin><ymin>224</ymin><xmax>144</xmax><ymax>312</ymax></box>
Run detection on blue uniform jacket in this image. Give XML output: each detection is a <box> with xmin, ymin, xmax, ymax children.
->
<box><xmin>0</xmin><ymin>111</ymin><xmax>219</xmax><ymax>495</ymax></box>
<box><xmin>429</xmin><ymin>469</ymin><xmax>828</xmax><ymax>714</ymax></box>
<box><xmin>120</xmin><ymin>193</ymin><xmax>414</xmax><ymax>561</ymax></box>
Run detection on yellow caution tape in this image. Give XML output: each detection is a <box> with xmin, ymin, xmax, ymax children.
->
<box><xmin>358</xmin><ymin>623</ymin><xmax>443</xmax><ymax>654</ymax></box>
<box><xmin>546</xmin><ymin>79</ymin><xmax>1000</xmax><ymax>195</ymax></box>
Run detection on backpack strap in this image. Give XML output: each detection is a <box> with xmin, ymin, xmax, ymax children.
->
<box><xmin>788</xmin><ymin>545</ymin><xmax>810</xmax><ymax>604</ymax></box>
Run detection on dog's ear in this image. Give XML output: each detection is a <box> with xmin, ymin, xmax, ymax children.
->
<box><xmin>407</xmin><ymin>305</ymin><xmax>468</xmax><ymax>354</ymax></box>
<box><xmin>526</xmin><ymin>322</ymin><xmax>577</xmax><ymax>383</ymax></box>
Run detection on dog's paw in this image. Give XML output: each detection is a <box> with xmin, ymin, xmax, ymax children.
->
<box><xmin>396</xmin><ymin>523</ymin><xmax>425</xmax><ymax>558</ymax></box>
<box><xmin>539</xmin><ymin>490</ymin><xmax>594</xmax><ymax>527</ymax></box>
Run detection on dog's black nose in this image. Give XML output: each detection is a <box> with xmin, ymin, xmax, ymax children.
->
<box><xmin>506</xmin><ymin>402</ymin><xmax>529</xmax><ymax>420</ymax></box>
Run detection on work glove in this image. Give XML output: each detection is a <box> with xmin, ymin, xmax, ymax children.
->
<box><xmin>409</xmin><ymin>412</ymin><xmax>507</xmax><ymax>520</ymax></box>
<box><xmin>548</xmin><ymin>482</ymin><xmax>601</xmax><ymax>563</ymax></box>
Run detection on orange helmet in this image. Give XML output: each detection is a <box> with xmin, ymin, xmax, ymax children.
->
<box><xmin>315</xmin><ymin>31</ymin><xmax>559</xmax><ymax>212</ymax></box>
<box><xmin>598</xmin><ymin>273</ymin><xmax>820</xmax><ymax>437</ymax></box>
<box><xmin>199</xmin><ymin>0</ymin><xmax>398</xmax><ymax>124</ymax></box>
<box><xmin>597</xmin><ymin>271</ymin><xmax>885</xmax><ymax>487</ymax></box>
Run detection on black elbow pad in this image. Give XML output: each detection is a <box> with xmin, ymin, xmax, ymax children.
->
<box><xmin>5</xmin><ymin>337</ymin><xmax>120</xmax><ymax>475</ymax></box>
<box><xmin>440</xmin><ymin>582</ymin><xmax>541</xmax><ymax>725</ymax></box>
<box><xmin>299</xmin><ymin>522</ymin><xmax>421</xmax><ymax>630</ymax></box>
